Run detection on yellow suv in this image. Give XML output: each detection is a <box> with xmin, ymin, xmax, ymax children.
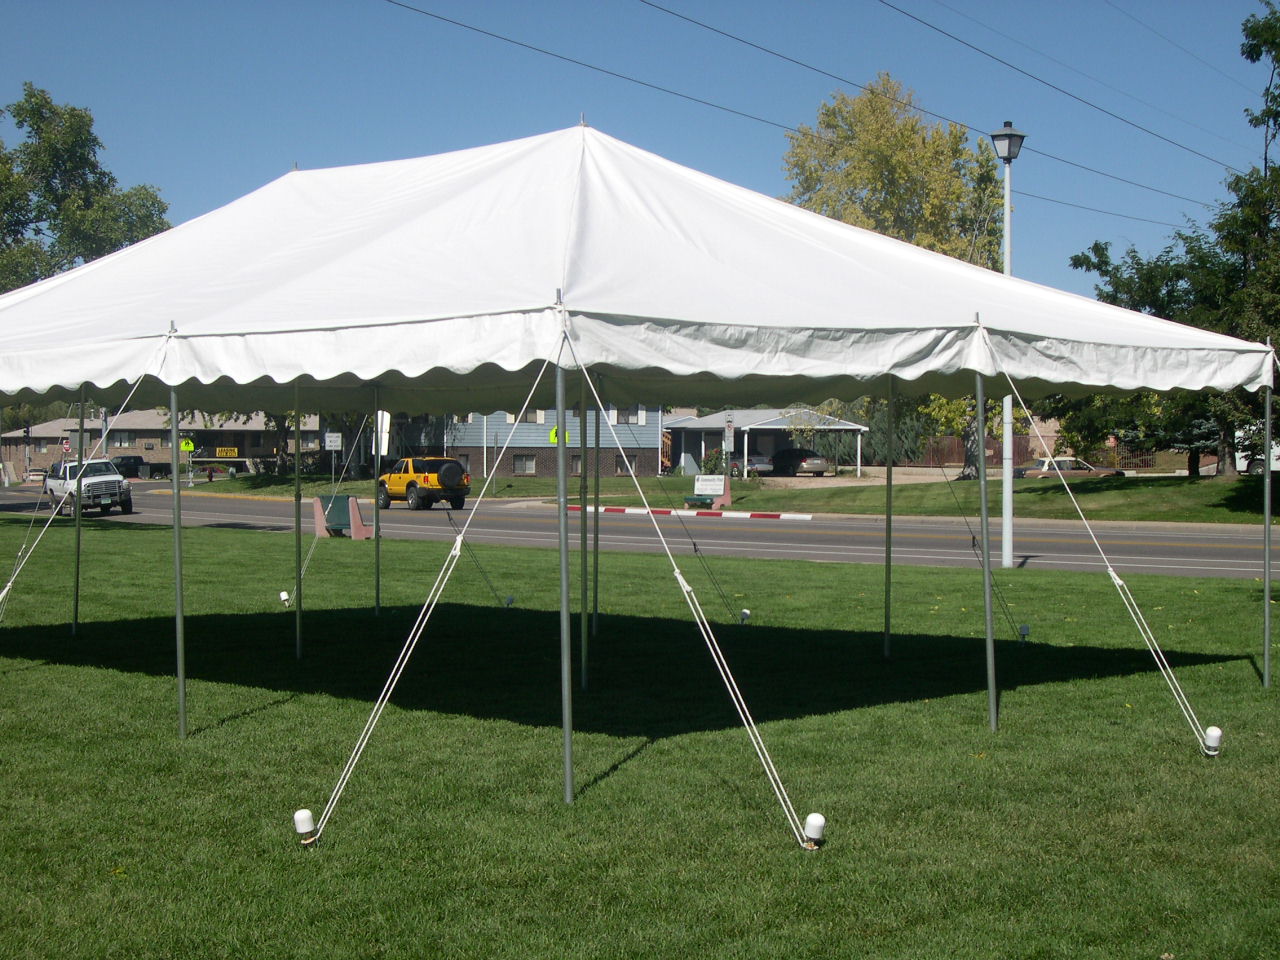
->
<box><xmin>377</xmin><ymin>456</ymin><xmax>471</xmax><ymax>510</ymax></box>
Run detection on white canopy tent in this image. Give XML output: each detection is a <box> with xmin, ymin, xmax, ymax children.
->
<box><xmin>0</xmin><ymin>125</ymin><xmax>1272</xmax><ymax>803</ymax></box>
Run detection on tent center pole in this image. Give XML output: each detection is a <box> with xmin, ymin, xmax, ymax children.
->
<box><xmin>294</xmin><ymin>383</ymin><xmax>303</xmax><ymax>659</ymax></box>
<box><xmin>170</xmin><ymin>387</ymin><xmax>187</xmax><ymax>739</ymax></box>
<box><xmin>592</xmin><ymin>404</ymin><xmax>600</xmax><ymax>638</ymax></box>
<box><xmin>556</xmin><ymin>356</ymin><xmax>574</xmax><ymax>804</ymax></box>
<box><xmin>1265</xmin><ymin>378</ymin><xmax>1273</xmax><ymax>688</ymax></box>
<box><xmin>976</xmin><ymin>376</ymin><xmax>998</xmax><ymax>731</ymax></box>
<box><xmin>883</xmin><ymin>380</ymin><xmax>894</xmax><ymax>658</ymax></box>
<box><xmin>373</xmin><ymin>387</ymin><xmax>382</xmax><ymax>617</ymax></box>
<box><xmin>1002</xmin><ymin>394</ymin><xmax>1014</xmax><ymax>568</ymax></box>
<box><xmin>579</xmin><ymin>376</ymin><xmax>589</xmax><ymax>690</ymax></box>
<box><xmin>73</xmin><ymin>388</ymin><xmax>85</xmax><ymax>636</ymax></box>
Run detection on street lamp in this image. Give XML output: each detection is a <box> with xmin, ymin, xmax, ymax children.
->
<box><xmin>990</xmin><ymin>121</ymin><xmax>1026</xmax><ymax>570</ymax></box>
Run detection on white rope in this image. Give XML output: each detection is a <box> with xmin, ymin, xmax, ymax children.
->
<box><xmin>980</xmin><ymin>326</ymin><xmax>1210</xmax><ymax>748</ymax></box>
<box><xmin>313</xmin><ymin>360</ymin><xmax>552</xmax><ymax>840</ymax></box>
<box><xmin>0</xmin><ymin>346</ymin><xmax>163</xmax><ymax>622</ymax></box>
<box><xmin>564</xmin><ymin>335</ymin><xmax>808</xmax><ymax>846</ymax></box>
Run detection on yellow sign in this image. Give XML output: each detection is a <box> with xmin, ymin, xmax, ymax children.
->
<box><xmin>179</xmin><ymin>439</ymin><xmax>195</xmax><ymax>452</ymax></box>
<box><xmin>216</xmin><ymin>447</ymin><xmax>239</xmax><ymax>458</ymax></box>
<box><xmin>548</xmin><ymin>426</ymin><xmax>570</xmax><ymax>445</ymax></box>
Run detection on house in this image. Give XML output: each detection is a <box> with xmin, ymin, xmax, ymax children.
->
<box><xmin>665</xmin><ymin>408</ymin><xmax>868</xmax><ymax>475</ymax></box>
<box><xmin>448</xmin><ymin>405</ymin><xmax>665</xmax><ymax>478</ymax></box>
<box><xmin>2</xmin><ymin>410</ymin><xmax>321</xmax><ymax>479</ymax></box>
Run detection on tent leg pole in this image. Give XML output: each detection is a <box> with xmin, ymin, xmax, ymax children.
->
<box><xmin>592</xmin><ymin>405</ymin><xmax>600</xmax><ymax>638</ymax></box>
<box><xmin>883</xmin><ymin>381</ymin><xmax>894</xmax><ymax>659</ymax></box>
<box><xmin>73</xmin><ymin>389</ymin><xmax>85</xmax><ymax>636</ymax></box>
<box><xmin>976</xmin><ymin>376</ymin><xmax>998</xmax><ymax>731</ymax></box>
<box><xmin>556</xmin><ymin>361</ymin><xmax>574</xmax><ymax>803</ymax></box>
<box><xmin>373</xmin><ymin>387</ymin><xmax>381</xmax><ymax>617</ymax></box>
<box><xmin>294</xmin><ymin>383</ymin><xmax>303</xmax><ymax>660</ymax></box>
<box><xmin>170</xmin><ymin>388</ymin><xmax>187</xmax><ymax>739</ymax></box>
<box><xmin>1002</xmin><ymin>394</ymin><xmax>1013</xmax><ymax>569</ymax></box>
<box><xmin>1265</xmin><ymin>380</ymin><xmax>1272</xmax><ymax>688</ymax></box>
<box><xmin>579</xmin><ymin>376</ymin><xmax>589</xmax><ymax>691</ymax></box>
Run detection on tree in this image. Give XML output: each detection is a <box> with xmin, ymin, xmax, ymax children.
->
<box><xmin>782</xmin><ymin>74</ymin><xmax>1003</xmax><ymax>475</ymax></box>
<box><xmin>1</xmin><ymin>83</ymin><xmax>170</xmax><ymax>435</ymax></box>
<box><xmin>1</xmin><ymin>82</ymin><xmax>169</xmax><ymax>294</ymax></box>
<box><xmin>783</xmin><ymin>73</ymin><xmax>1002</xmax><ymax>267</ymax></box>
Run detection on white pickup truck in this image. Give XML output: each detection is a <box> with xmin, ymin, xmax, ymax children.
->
<box><xmin>44</xmin><ymin>459</ymin><xmax>134</xmax><ymax>515</ymax></box>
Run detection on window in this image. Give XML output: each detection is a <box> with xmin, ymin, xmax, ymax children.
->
<box><xmin>517</xmin><ymin>409</ymin><xmax>541</xmax><ymax>424</ymax></box>
<box><xmin>110</xmin><ymin>431</ymin><xmax>136</xmax><ymax>448</ymax></box>
<box><xmin>615</xmin><ymin>454</ymin><xmax>637</xmax><ymax>476</ymax></box>
<box><xmin>35</xmin><ymin>440</ymin><xmax>49</xmax><ymax>454</ymax></box>
<box><xmin>610</xmin><ymin>405</ymin><xmax>647</xmax><ymax>426</ymax></box>
<box><xmin>513</xmin><ymin>454</ymin><xmax>536</xmax><ymax>476</ymax></box>
<box><xmin>570</xmin><ymin>455</ymin><xmax>582</xmax><ymax>475</ymax></box>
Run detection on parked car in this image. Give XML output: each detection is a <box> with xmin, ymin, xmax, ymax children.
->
<box><xmin>1013</xmin><ymin>457</ymin><xmax>1124</xmax><ymax>479</ymax></box>
<box><xmin>728</xmin><ymin>454</ymin><xmax>773</xmax><ymax>477</ymax></box>
<box><xmin>377</xmin><ymin>456</ymin><xmax>471</xmax><ymax>510</ymax></box>
<box><xmin>770</xmin><ymin>448</ymin><xmax>831</xmax><ymax>477</ymax></box>
<box><xmin>44</xmin><ymin>459</ymin><xmax>133</xmax><ymax>514</ymax></box>
<box><xmin>110</xmin><ymin>454</ymin><xmax>172</xmax><ymax>479</ymax></box>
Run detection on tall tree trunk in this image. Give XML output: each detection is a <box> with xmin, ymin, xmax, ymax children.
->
<box><xmin>1186</xmin><ymin>449</ymin><xmax>1200</xmax><ymax>477</ymax></box>
<box><xmin>1217</xmin><ymin>423</ymin><xmax>1238</xmax><ymax>477</ymax></box>
<box><xmin>958</xmin><ymin>412</ymin><xmax>981</xmax><ymax>480</ymax></box>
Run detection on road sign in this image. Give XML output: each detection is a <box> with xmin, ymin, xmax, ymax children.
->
<box><xmin>180</xmin><ymin>438</ymin><xmax>195</xmax><ymax>453</ymax></box>
<box><xmin>61</xmin><ymin>438</ymin><xmax>70</xmax><ymax>453</ymax></box>
<box><xmin>216</xmin><ymin>446</ymin><xmax>238</xmax><ymax>458</ymax></box>
<box><xmin>324</xmin><ymin>432</ymin><xmax>343</xmax><ymax>451</ymax></box>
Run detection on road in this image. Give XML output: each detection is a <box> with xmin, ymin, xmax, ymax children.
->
<box><xmin>1</xmin><ymin>481</ymin><xmax>1273</xmax><ymax>579</ymax></box>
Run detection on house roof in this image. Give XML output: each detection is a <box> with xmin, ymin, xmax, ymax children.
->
<box><xmin>666</xmin><ymin>408</ymin><xmax>866</xmax><ymax>431</ymax></box>
<box><xmin>2</xmin><ymin>411</ymin><xmax>320</xmax><ymax>439</ymax></box>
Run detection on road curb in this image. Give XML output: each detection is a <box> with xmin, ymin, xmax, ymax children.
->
<box><xmin>568</xmin><ymin>504</ymin><xmax>812</xmax><ymax>521</ymax></box>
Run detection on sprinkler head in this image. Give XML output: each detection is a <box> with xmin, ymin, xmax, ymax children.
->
<box><xmin>739</xmin><ymin>608</ymin><xmax>751</xmax><ymax>625</ymax></box>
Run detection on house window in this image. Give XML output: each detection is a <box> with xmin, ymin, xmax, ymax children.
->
<box><xmin>110</xmin><ymin>431</ymin><xmax>136</xmax><ymax>448</ymax></box>
<box><xmin>617</xmin><ymin>405</ymin><xmax>640</xmax><ymax>425</ymax></box>
<box><xmin>517</xmin><ymin>409</ymin><xmax>540</xmax><ymax>424</ymax></box>
<box><xmin>571</xmin><ymin>455</ymin><xmax>582</xmax><ymax>475</ymax></box>
<box><xmin>35</xmin><ymin>440</ymin><xmax>49</xmax><ymax>453</ymax></box>
<box><xmin>513</xmin><ymin>454</ymin><xmax>536</xmax><ymax>475</ymax></box>
<box><xmin>615</xmin><ymin>454</ymin><xmax>637</xmax><ymax>476</ymax></box>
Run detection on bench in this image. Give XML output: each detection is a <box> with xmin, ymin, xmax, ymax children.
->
<box><xmin>683</xmin><ymin>494</ymin><xmax>716</xmax><ymax>508</ymax></box>
<box><xmin>312</xmin><ymin>495</ymin><xmax>374</xmax><ymax>540</ymax></box>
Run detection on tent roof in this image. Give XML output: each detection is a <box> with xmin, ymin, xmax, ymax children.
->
<box><xmin>0</xmin><ymin>126</ymin><xmax>1270</xmax><ymax>412</ymax></box>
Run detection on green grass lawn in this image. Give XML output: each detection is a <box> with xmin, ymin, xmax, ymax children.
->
<box><xmin>212</xmin><ymin>470</ymin><xmax>1279</xmax><ymax>525</ymax></box>
<box><xmin>0</xmin><ymin>516</ymin><xmax>1275</xmax><ymax>958</ymax></box>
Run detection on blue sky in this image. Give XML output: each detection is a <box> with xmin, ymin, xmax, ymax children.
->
<box><xmin>1</xmin><ymin>1</ymin><xmax>1269</xmax><ymax>298</ymax></box>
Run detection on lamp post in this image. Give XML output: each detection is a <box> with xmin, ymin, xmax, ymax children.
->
<box><xmin>991</xmin><ymin>121</ymin><xmax>1025</xmax><ymax>570</ymax></box>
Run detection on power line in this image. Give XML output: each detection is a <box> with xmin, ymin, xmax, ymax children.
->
<box><xmin>637</xmin><ymin>0</ymin><xmax>1214</xmax><ymax>207</ymax></box>
<box><xmin>1015</xmin><ymin>192</ymin><xmax>1183</xmax><ymax>228</ymax></box>
<box><xmin>379</xmin><ymin>0</ymin><xmax>1207</xmax><ymax>227</ymax></box>
<box><xmin>876</xmin><ymin>0</ymin><xmax>1243</xmax><ymax>173</ymax></box>
<box><xmin>927</xmin><ymin>0</ymin><xmax>1257</xmax><ymax>154</ymax></box>
<box><xmin>1102</xmin><ymin>0</ymin><xmax>1258</xmax><ymax>96</ymax></box>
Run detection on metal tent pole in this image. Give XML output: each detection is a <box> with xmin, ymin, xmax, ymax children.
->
<box><xmin>72</xmin><ymin>388</ymin><xmax>85</xmax><ymax>635</ymax></box>
<box><xmin>373</xmin><ymin>386</ymin><xmax>382</xmax><ymax>616</ymax></box>
<box><xmin>579</xmin><ymin>376</ymin><xmax>589</xmax><ymax>690</ymax></box>
<box><xmin>555</xmin><ymin>359</ymin><xmax>574</xmax><ymax>803</ymax></box>
<box><xmin>592</xmin><ymin>404</ymin><xmax>600</xmax><ymax>638</ymax></box>
<box><xmin>883</xmin><ymin>379</ymin><xmax>895</xmax><ymax>658</ymax></box>
<box><xmin>976</xmin><ymin>376</ymin><xmax>998</xmax><ymax>731</ymax></box>
<box><xmin>294</xmin><ymin>383</ymin><xmax>303</xmax><ymax>659</ymax></box>
<box><xmin>170</xmin><ymin>387</ymin><xmax>187</xmax><ymax>739</ymax></box>
<box><xmin>1002</xmin><ymin>394</ymin><xmax>1013</xmax><ymax>568</ymax></box>
<box><xmin>1265</xmin><ymin>378</ymin><xmax>1273</xmax><ymax>688</ymax></box>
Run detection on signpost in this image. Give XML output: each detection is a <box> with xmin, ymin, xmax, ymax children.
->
<box><xmin>324</xmin><ymin>432</ymin><xmax>342</xmax><ymax>484</ymax></box>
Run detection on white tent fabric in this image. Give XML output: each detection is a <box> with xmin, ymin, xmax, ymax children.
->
<box><xmin>0</xmin><ymin>125</ymin><xmax>1271</xmax><ymax>411</ymax></box>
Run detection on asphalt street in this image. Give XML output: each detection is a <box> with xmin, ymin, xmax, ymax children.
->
<box><xmin>2</xmin><ymin>481</ymin><xmax>1272</xmax><ymax>579</ymax></box>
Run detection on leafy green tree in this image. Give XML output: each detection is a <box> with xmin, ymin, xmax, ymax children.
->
<box><xmin>783</xmin><ymin>74</ymin><xmax>1003</xmax><ymax>475</ymax></box>
<box><xmin>1</xmin><ymin>82</ymin><xmax>169</xmax><ymax>294</ymax></box>
<box><xmin>1</xmin><ymin>83</ymin><xmax>169</xmax><ymax>436</ymax></box>
<box><xmin>783</xmin><ymin>73</ymin><xmax>1003</xmax><ymax>267</ymax></box>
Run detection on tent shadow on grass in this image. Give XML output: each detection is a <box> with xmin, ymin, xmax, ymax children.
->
<box><xmin>0</xmin><ymin>602</ymin><xmax>1241</xmax><ymax>740</ymax></box>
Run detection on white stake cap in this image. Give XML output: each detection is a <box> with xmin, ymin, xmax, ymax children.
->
<box><xmin>293</xmin><ymin>808</ymin><xmax>315</xmax><ymax>834</ymax></box>
<box><xmin>1203</xmin><ymin>726</ymin><xmax>1222</xmax><ymax>757</ymax></box>
<box><xmin>803</xmin><ymin>812</ymin><xmax>826</xmax><ymax>843</ymax></box>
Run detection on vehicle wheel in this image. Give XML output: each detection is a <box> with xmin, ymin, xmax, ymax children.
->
<box><xmin>1248</xmin><ymin>459</ymin><xmax>1264</xmax><ymax>476</ymax></box>
<box><xmin>406</xmin><ymin>485</ymin><xmax>422</xmax><ymax>510</ymax></box>
<box><xmin>449</xmin><ymin>496</ymin><xmax>465</xmax><ymax>510</ymax></box>
<box><xmin>438</xmin><ymin>462</ymin><xmax>464</xmax><ymax>487</ymax></box>
<box><xmin>377</xmin><ymin>484</ymin><xmax>391</xmax><ymax>509</ymax></box>
<box><xmin>120</xmin><ymin>498</ymin><xmax>134</xmax><ymax>515</ymax></box>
